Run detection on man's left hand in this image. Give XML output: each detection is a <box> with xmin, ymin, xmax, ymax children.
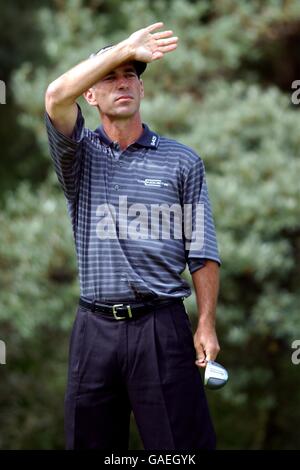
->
<box><xmin>193</xmin><ymin>325</ymin><xmax>220</xmax><ymax>368</ymax></box>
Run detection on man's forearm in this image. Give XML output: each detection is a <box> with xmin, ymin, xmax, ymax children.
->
<box><xmin>191</xmin><ymin>260</ymin><xmax>220</xmax><ymax>366</ymax></box>
<box><xmin>46</xmin><ymin>40</ymin><xmax>133</xmax><ymax>105</ymax></box>
<box><xmin>192</xmin><ymin>260</ymin><xmax>220</xmax><ymax>328</ymax></box>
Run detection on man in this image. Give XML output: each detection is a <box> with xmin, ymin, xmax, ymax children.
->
<box><xmin>45</xmin><ymin>22</ymin><xmax>221</xmax><ymax>450</ymax></box>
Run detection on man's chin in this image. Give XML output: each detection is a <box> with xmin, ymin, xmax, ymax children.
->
<box><xmin>108</xmin><ymin>110</ymin><xmax>138</xmax><ymax>119</ymax></box>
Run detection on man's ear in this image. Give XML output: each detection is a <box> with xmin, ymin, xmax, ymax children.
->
<box><xmin>139</xmin><ymin>78</ymin><xmax>144</xmax><ymax>99</ymax></box>
<box><xmin>83</xmin><ymin>87</ymin><xmax>98</xmax><ymax>106</ymax></box>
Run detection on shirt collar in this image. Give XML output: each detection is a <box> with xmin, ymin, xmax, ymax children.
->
<box><xmin>94</xmin><ymin>123</ymin><xmax>160</xmax><ymax>149</ymax></box>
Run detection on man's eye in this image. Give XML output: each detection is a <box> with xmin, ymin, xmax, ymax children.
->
<box><xmin>104</xmin><ymin>76</ymin><xmax>114</xmax><ymax>81</ymax></box>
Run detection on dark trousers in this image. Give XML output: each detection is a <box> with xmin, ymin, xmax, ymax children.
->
<box><xmin>64</xmin><ymin>298</ymin><xmax>216</xmax><ymax>450</ymax></box>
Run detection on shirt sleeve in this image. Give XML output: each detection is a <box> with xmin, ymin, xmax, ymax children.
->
<box><xmin>44</xmin><ymin>103</ymin><xmax>85</xmax><ymax>201</ymax></box>
<box><xmin>182</xmin><ymin>157</ymin><xmax>221</xmax><ymax>274</ymax></box>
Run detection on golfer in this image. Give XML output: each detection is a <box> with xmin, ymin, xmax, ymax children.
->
<box><xmin>45</xmin><ymin>22</ymin><xmax>221</xmax><ymax>450</ymax></box>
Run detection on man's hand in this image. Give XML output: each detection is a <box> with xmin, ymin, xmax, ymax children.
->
<box><xmin>127</xmin><ymin>22</ymin><xmax>178</xmax><ymax>63</ymax></box>
<box><xmin>194</xmin><ymin>324</ymin><xmax>220</xmax><ymax>368</ymax></box>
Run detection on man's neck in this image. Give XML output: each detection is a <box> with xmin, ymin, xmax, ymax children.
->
<box><xmin>101</xmin><ymin>114</ymin><xmax>143</xmax><ymax>150</ymax></box>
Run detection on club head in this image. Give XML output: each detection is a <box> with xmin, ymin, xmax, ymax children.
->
<box><xmin>204</xmin><ymin>360</ymin><xmax>228</xmax><ymax>390</ymax></box>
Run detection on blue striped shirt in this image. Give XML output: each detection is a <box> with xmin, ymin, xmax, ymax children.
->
<box><xmin>45</xmin><ymin>104</ymin><xmax>221</xmax><ymax>302</ymax></box>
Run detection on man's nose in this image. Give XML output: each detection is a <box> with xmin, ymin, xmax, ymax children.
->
<box><xmin>116</xmin><ymin>75</ymin><xmax>129</xmax><ymax>88</ymax></box>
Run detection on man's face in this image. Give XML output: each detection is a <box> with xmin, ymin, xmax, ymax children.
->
<box><xmin>89</xmin><ymin>62</ymin><xmax>144</xmax><ymax>119</ymax></box>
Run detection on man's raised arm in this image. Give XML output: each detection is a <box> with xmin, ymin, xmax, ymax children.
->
<box><xmin>44</xmin><ymin>22</ymin><xmax>178</xmax><ymax>137</ymax></box>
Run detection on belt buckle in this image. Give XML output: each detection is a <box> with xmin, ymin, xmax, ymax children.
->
<box><xmin>112</xmin><ymin>303</ymin><xmax>132</xmax><ymax>320</ymax></box>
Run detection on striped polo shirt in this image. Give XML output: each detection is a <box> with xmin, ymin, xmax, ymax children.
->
<box><xmin>45</xmin><ymin>104</ymin><xmax>221</xmax><ymax>302</ymax></box>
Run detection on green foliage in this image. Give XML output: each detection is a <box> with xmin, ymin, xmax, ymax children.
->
<box><xmin>0</xmin><ymin>179</ymin><xmax>78</xmax><ymax>448</ymax></box>
<box><xmin>0</xmin><ymin>179</ymin><xmax>78</xmax><ymax>337</ymax></box>
<box><xmin>1</xmin><ymin>0</ymin><xmax>300</xmax><ymax>449</ymax></box>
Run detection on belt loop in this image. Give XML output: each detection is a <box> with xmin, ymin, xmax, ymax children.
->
<box><xmin>91</xmin><ymin>299</ymin><xmax>96</xmax><ymax>313</ymax></box>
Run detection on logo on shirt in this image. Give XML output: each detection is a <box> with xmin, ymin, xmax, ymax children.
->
<box><xmin>137</xmin><ymin>178</ymin><xmax>169</xmax><ymax>188</ymax></box>
<box><xmin>151</xmin><ymin>136</ymin><xmax>157</xmax><ymax>147</ymax></box>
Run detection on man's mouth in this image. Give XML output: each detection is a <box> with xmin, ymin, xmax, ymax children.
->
<box><xmin>115</xmin><ymin>95</ymin><xmax>133</xmax><ymax>102</ymax></box>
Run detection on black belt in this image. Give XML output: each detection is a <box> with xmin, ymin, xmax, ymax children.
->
<box><xmin>79</xmin><ymin>297</ymin><xmax>183</xmax><ymax>320</ymax></box>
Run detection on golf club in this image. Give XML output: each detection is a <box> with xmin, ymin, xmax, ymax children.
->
<box><xmin>204</xmin><ymin>360</ymin><xmax>229</xmax><ymax>390</ymax></box>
